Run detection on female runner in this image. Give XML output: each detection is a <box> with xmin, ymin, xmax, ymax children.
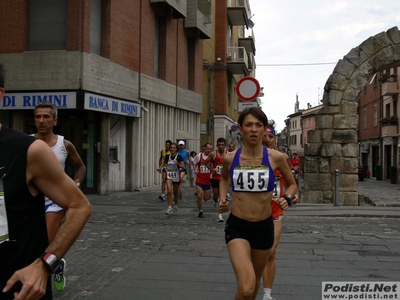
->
<box><xmin>219</xmin><ymin>107</ymin><xmax>297</xmax><ymax>300</ymax></box>
<box><xmin>160</xmin><ymin>143</ymin><xmax>184</xmax><ymax>215</ymax></box>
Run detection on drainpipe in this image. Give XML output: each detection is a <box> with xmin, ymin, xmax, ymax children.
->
<box><xmin>176</xmin><ymin>18</ymin><xmax>179</xmax><ymax>109</ymax></box>
<box><xmin>138</xmin><ymin>0</ymin><xmax>142</xmax><ymax>100</ymax></box>
<box><xmin>379</xmin><ymin>71</ymin><xmax>383</xmax><ymax>174</ymax></box>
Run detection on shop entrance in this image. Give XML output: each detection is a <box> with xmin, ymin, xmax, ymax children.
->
<box><xmin>26</xmin><ymin>110</ymin><xmax>98</xmax><ymax>193</ymax></box>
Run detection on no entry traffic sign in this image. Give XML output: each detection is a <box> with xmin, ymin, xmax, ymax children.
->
<box><xmin>236</xmin><ymin>77</ymin><xmax>260</xmax><ymax>102</ymax></box>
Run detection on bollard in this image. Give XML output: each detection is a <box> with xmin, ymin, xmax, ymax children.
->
<box><xmin>333</xmin><ymin>169</ymin><xmax>340</xmax><ymax>207</ymax></box>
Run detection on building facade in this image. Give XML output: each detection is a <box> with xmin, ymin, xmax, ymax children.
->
<box><xmin>0</xmin><ymin>0</ymin><xmax>211</xmax><ymax>193</ymax></box>
<box><xmin>300</xmin><ymin>103</ymin><xmax>322</xmax><ymax>157</ymax></box>
<box><xmin>359</xmin><ymin>66</ymin><xmax>399</xmax><ymax>180</ymax></box>
<box><xmin>202</xmin><ymin>0</ymin><xmax>258</xmax><ymax>148</ymax></box>
<box><xmin>358</xmin><ymin>71</ymin><xmax>382</xmax><ymax>177</ymax></box>
<box><xmin>286</xmin><ymin>95</ymin><xmax>303</xmax><ymax>155</ymax></box>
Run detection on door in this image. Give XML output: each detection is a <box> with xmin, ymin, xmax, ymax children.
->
<box><xmin>56</xmin><ymin>111</ymin><xmax>97</xmax><ymax>193</ymax></box>
<box><xmin>24</xmin><ymin>109</ymin><xmax>98</xmax><ymax>193</ymax></box>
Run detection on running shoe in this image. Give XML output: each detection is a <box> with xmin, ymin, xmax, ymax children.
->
<box><xmin>159</xmin><ymin>194</ymin><xmax>166</xmax><ymax>201</ymax></box>
<box><xmin>198</xmin><ymin>211</ymin><xmax>203</xmax><ymax>218</ymax></box>
<box><xmin>53</xmin><ymin>258</ymin><xmax>66</xmax><ymax>292</ymax></box>
<box><xmin>217</xmin><ymin>214</ymin><xmax>224</xmax><ymax>222</ymax></box>
<box><xmin>166</xmin><ymin>207</ymin><xmax>173</xmax><ymax>215</ymax></box>
<box><xmin>179</xmin><ymin>188</ymin><xmax>183</xmax><ymax>200</ymax></box>
<box><xmin>263</xmin><ymin>296</ymin><xmax>276</xmax><ymax>300</ymax></box>
<box><xmin>212</xmin><ymin>201</ymin><xmax>218</xmax><ymax>208</ymax></box>
<box><xmin>173</xmin><ymin>206</ymin><xmax>178</xmax><ymax>216</ymax></box>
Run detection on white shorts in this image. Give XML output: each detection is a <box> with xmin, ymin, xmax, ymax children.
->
<box><xmin>45</xmin><ymin>198</ymin><xmax>63</xmax><ymax>213</ymax></box>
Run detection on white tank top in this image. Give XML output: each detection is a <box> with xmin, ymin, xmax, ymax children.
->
<box><xmin>52</xmin><ymin>135</ymin><xmax>68</xmax><ymax>170</ymax></box>
<box><xmin>30</xmin><ymin>135</ymin><xmax>68</xmax><ymax>206</ymax></box>
<box><xmin>30</xmin><ymin>134</ymin><xmax>68</xmax><ymax>170</ymax></box>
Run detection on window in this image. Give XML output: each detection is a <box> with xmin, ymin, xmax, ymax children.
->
<box><xmin>373</xmin><ymin>104</ymin><xmax>377</xmax><ymax>127</ymax></box>
<box><xmin>363</xmin><ymin>108</ymin><xmax>367</xmax><ymax>129</ymax></box>
<box><xmin>385</xmin><ymin>103</ymin><xmax>390</xmax><ymax>118</ymax></box>
<box><xmin>154</xmin><ymin>15</ymin><xmax>160</xmax><ymax>77</ymax></box>
<box><xmin>29</xmin><ymin>0</ymin><xmax>67</xmax><ymax>50</ymax></box>
<box><xmin>187</xmin><ymin>38</ymin><xmax>196</xmax><ymax>91</ymax></box>
<box><xmin>90</xmin><ymin>0</ymin><xmax>102</xmax><ymax>55</ymax></box>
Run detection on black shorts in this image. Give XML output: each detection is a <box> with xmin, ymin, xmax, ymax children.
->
<box><xmin>224</xmin><ymin>213</ymin><xmax>274</xmax><ymax>250</ymax></box>
<box><xmin>210</xmin><ymin>179</ymin><xmax>220</xmax><ymax>189</ymax></box>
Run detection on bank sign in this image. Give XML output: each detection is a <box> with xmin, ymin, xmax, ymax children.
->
<box><xmin>84</xmin><ymin>92</ymin><xmax>141</xmax><ymax>118</ymax></box>
<box><xmin>1</xmin><ymin>92</ymin><xmax>77</xmax><ymax>109</ymax></box>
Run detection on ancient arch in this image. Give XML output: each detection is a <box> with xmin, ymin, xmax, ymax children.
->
<box><xmin>301</xmin><ymin>26</ymin><xmax>400</xmax><ymax>205</ymax></box>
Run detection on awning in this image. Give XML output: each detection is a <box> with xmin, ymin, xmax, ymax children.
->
<box><xmin>175</xmin><ymin>130</ymin><xmax>198</xmax><ymax>140</ymax></box>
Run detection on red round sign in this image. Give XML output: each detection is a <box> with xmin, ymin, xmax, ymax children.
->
<box><xmin>236</xmin><ymin>77</ymin><xmax>261</xmax><ymax>102</ymax></box>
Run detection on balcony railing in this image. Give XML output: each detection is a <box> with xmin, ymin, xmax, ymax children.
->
<box><xmin>382</xmin><ymin>81</ymin><xmax>399</xmax><ymax>96</ymax></box>
<box><xmin>226</xmin><ymin>47</ymin><xmax>249</xmax><ymax>75</ymax></box>
<box><xmin>238</xmin><ymin>28</ymin><xmax>255</xmax><ymax>55</ymax></box>
<box><xmin>380</xmin><ymin>116</ymin><xmax>398</xmax><ymax>126</ymax></box>
<box><xmin>227</xmin><ymin>47</ymin><xmax>248</xmax><ymax>65</ymax></box>
<box><xmin>381</xmin><ymin>124</ymin><xmax>398</xmax><ymax>137</ymax></box>
<box><xmin>185</xmin><ymin>0</ymin><xmax>212</xmax><ymax>39</ymax></box>
<box><xmin>197</xmin><ymin>0</ymin><xmax>211</xmax><ymax>16</ymax></box>
<box><xmin>227</xmin><ymin>0</ymin><xmax>250</xmax><ymax>27</ymax></box>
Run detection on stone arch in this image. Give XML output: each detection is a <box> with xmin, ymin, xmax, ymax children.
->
<box><xmin>301</xmin><ymin>26</ymin><xmax>400</xmax><ymax>205</ymax></box>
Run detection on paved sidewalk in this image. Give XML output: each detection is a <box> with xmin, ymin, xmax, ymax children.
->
<box><xmin>357</xmin><ymin>178</ymin><xmax>400</xmax><ymax>207</ymax></box>
<box><xmin>51</xmin><ymin>180</ymin><xmax>400</xmax><ymax>300</ymax></box>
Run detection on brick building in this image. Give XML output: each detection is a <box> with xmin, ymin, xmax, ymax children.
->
<box><xmin>358</xmin><ymin>72</ymin><xmax>382</xmax><ymax>177</ymax></box>
<box><xmin>202</xmin><ymin>0</ymin><xmax>258</xmax><ymax>147</ymax></box>
<box><xmin>0</xmin><ymin>0</ymin><xmax>211</xmax><ymax>193</ymax></box>
<box><xmin>359</xmin><ymin>67</ymin><xmax>399</xmax><ymax>180</ymax></box>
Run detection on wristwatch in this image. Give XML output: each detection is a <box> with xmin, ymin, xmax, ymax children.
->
<box><xmin>283</xmin><ymin>194</ymin><xmax>293</xmax><ymax>207</ymax></box>
<box><xmin>40</xmin><ymin>252</ymin><xmax>61</xmax><ymax>274</ymax></box>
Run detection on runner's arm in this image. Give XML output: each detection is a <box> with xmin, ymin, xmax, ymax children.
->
<box><xmin>204</xmin><ymin>151</ymin><xmax>215</xmax><ymax>172</ymax></box>
<box><xmin>4</xmin><ymin>140</ymin><xmax>91</xmax><ymax>299</ymax></box>
<box><xmin>64</xmin><ymin>139</ymin><xmax>86</xmax><ymax>184</ymax></box>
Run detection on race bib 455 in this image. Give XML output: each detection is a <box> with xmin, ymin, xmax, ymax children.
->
<box><xmin>232</xmin><ymin>166</ymin><xmax>269</xmax><ymax>192</ymax></box>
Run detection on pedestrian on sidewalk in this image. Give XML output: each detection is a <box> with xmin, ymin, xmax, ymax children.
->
<box><xmin>218</xmin><ymin>107</ymin><xmax>297</xmax><ymax>300</ymax></box>
<box><xmin>159</xmin><ymin>143</ymin><xmax>184</xmax><ymax>216</ymax></box>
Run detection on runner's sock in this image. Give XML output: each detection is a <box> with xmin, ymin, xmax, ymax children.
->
<box><xmin>263</xmin><ymin>288</ymin><xmax>271</xmax><ymax>298</ymax></box>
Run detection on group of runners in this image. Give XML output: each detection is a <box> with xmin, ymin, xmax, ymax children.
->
<box><xmin>157</xmin><ymin>138</ymin><xmax>235</xmax><ymax>221</ymax></box>
<box><xmin>157</xmin><ymin>107</ymin><xmax>300</xmax><ymax>300</ymax></box>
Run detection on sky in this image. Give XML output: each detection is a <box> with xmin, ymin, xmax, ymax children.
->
<box><xmin>249</xmin><ymin>0</ymin><xmax>400</xmax><ymax>131</ymax></box>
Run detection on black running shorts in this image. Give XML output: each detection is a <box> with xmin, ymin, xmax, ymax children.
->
<box><xmin>224</xmin><ymin>213</ymin><xmax>274</xmax><ymax>250</ymax></box>
<box><xmin>210</xmin><ymin>179</ymin><xmax>220</xmax><ymax>189</ymax></box>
